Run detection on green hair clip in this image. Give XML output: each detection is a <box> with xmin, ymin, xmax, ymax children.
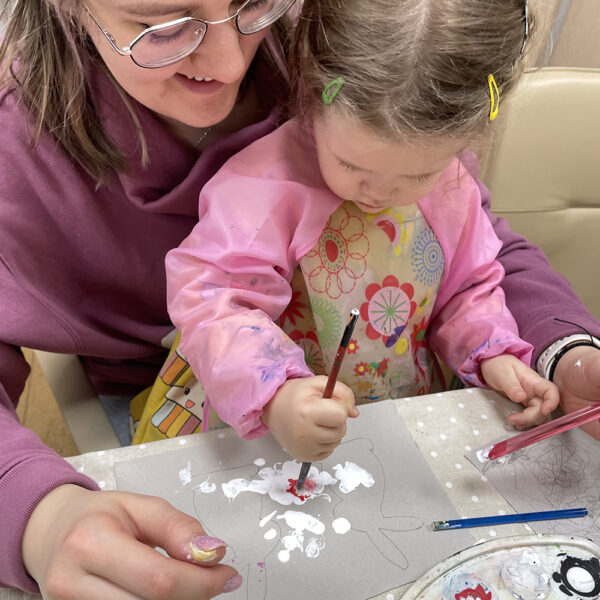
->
<box><xmin>322</xmin><ymin>77</ymin><xmax>345</xmax><ymax>105</ymax></box>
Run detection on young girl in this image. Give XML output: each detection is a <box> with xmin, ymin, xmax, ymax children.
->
<box><xmin>165</xmin><ymin>0</ymin><xmax>560</xmax><ymax>462</ymax></box>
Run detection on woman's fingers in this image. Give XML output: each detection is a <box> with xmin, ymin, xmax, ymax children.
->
<box><xmin>83</xmin><ymin>529</ymin><xmax>239</xmax><ymax>600</ymax></box>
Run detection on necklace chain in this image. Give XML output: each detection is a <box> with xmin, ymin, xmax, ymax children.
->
<box><xmin>193</xmin><ymin>127</ymin><xmax>212</xmax><ymax>150</ymax></box>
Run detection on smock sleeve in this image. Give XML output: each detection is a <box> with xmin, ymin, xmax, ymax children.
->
<box><xmin>426</xmin><ymin>167</ymin><xmax>533</xmax><ymax>387</ymax></box>
<box><xmin>166</xmin><ymin>127</ymin><xmax>340</xmax><ymax>438</ymax></box>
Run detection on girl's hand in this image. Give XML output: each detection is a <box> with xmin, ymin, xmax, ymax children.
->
<box><xmin>22</xmin><ymin>484</ymin><xmax>241</xmax><ymax>600</ymax></box>
<box><xmin>481</xmin><ymin>354</ymin><xmax>560</xmax><ymax>430</ymax></box>
<box><xmin>261</xmin><ymin>376</ymin><xmax>358</xmax><ymax>462</ymax></box>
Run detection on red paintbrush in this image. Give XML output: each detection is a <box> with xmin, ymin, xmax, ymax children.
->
<box><xmin>488</xmin><ymin>402</ymin><xmax>600</xmax><ymax>460</ymax></box>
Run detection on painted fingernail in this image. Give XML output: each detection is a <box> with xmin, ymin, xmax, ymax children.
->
<box><xmin>223</xmin><ymin>574</ymin><xmax>243</xmax><ymax>593</ymax></box>
<box><xmin>185</xmin><ymin>536</ymin><xmax>226</xmax><ymax>563</ymax></box>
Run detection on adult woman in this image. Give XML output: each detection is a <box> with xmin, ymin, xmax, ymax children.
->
<box><xmin>0</xmin><ymin>0</ymin><xmax>599</xmax><ymax>597</ymax></box>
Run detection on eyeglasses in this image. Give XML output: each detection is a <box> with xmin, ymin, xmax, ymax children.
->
<box><xmin>85</xmin><ymin>0</ymin><xmax>297</xmax><ymax>69</ymax></box>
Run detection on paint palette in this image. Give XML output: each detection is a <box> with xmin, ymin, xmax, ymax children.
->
<box><xmin>401</xmin><ymin>534</ymin><xmax>600</xmax><ymax>600</ymax></box>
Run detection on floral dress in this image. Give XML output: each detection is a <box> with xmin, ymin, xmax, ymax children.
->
<box><xmin>280</xmin><ymin>201</ymin><xmax>445</xmax><ymax>402</ymax></box>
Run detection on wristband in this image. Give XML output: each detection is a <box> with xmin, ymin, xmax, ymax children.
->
<box><xmin>537</xmin><ymin>334</ymin><xmax>600</xmax><ymax>381</ymax></box>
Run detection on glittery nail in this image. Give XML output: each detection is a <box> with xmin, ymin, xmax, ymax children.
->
<box><xmin>185</xmin><ymin>536</ymin><xmax>226</xmax><ymax>563</ymax></box>
<box><xmin>223</xmin><ymin>574</ymin><xmax>243</xmax><ymax>593</ymax></box>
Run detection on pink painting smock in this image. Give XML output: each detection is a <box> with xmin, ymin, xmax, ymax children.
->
<box><xmin>166</xmin><ymin>119</ymin><xmax>533</xmax><ymax>439</ymax></box>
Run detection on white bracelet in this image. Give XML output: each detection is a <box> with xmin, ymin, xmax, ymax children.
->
<box><xmin>537</xmin><ymin>334</ymin><xmax>600</xmax><ymax>380</ymax></box>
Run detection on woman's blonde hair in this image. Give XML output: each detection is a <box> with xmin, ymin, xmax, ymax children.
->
<box><xmin>291</xmin><ymin>0</ymin><xmax>532</xmax><ymax>143</ymax></box>
<box><xmin>0</xmin><ymin>0</ymin><xmax>292</xmax><ymax>185</ymax></box>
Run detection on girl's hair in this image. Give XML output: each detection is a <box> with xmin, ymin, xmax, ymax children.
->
<box><xmin>291</xmin><ymin>0</ymin><xmax>533</xmax><ymax>142</ymax></box>
<box><xmin>0</xmin><ymin>1</ymin><xmax>292</xmax><ymax>185</ymax></box>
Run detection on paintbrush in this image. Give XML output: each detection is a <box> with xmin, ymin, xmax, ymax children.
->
<box><xmin>487</xmin><ymin>401</ymin><xmax>600</xmax><ymax>461</ymax></box>
<box><xmin>432</xmin><ymin>507</ymin><xmax>587</xmax><ymax>531</ymax></box>
<box><xmin>296</xmin><ymin>308</ymin><xmax>359</xmax><ymax>492</ymax></box>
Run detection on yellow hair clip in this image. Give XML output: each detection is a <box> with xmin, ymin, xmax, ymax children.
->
<box><xmin>322</xmin><ymin>77</ymin><xmax>345</xmax><ymax>105</ymax></box>
<box><xmin>488</xmin><ymin>74</ymin><xmax>499</xmax><ymax>121</ymax></box>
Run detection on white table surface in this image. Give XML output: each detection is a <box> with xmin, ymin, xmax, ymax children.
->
<box><xmin>1</xmin><ymin>388</ymin><xmax>535</xmax><ymax>599</ymax></box>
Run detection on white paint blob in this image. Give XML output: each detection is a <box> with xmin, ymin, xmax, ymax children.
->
<box><xmin>254</xmin><ymin>458</ymin><xmax>266</xmax><ymax>466</ymax></box>
<box><xmin>221</xmin><ymin>460</ymin><xmax>337</xmax><ymax>505</ymax></box>
<box><xmin>278</xmin><ymin>550</ymin><xmax>290</xmax><ymax>563</ymax></box>
<box><xmin>278</xmin><ymin>510</ymin><xmax>325</xmax><ymax>536</ymax></box>
<box><xmin>475</xmin><ymin>447</ymin><xmax>490</xmax><ymax>463</ymax></box>
<box><xmin>332</xmin><ymin>517</ymin><xmax>351</xmax><ymax>534</ymax></box>
<box><xmin>179</xmin><ymin>438</ymin><xmax>187</xmax><ymax>445</ymax></box>
<box><xmin>264</xmin><ymin>528</ymin><xmax>277</xmax><ymax>540</ymax></box>
<box><xmin>430</xmin><ymin>451</ymin><xmax>438</xmax><ymax>458</ymax></box>
<box><xmin>179</xmin><ymin>461</ymin><xmax>192</xmax><ymax>486</ymax></box>
<box><xmin>333</xmin><ymin>461</ymin><xmax>375</xmax><ymax>493</ymax></box>
<box><xmin>276</xmin><ymin>510</ymin><xmax>326</xmax><ymax>560</ymax></box>
<box><xmin>259</xmin><ymin>509</ymin><xmax>278</xmax><ymax>527</ymax></box>
<box><xmin>305</xmin><ymin>537</ymin><xmax>326</xmax><ymax>558</ymax></box>
<box><xmin>197</xmin><ymin>480</ymin><xmax>216</xmax><ymax>493</ymax></box>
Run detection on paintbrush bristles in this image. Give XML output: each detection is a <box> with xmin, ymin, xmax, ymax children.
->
<box><xmin>296</xmin><ymin>461</ymin><xmax>311</xmax><ymax>491</ymax></box>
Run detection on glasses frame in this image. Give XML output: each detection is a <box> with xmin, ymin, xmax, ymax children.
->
<box><xmin>84</xmin><ymin>0</ymin><xmax>296</xmax><ymax>69</ymax></box>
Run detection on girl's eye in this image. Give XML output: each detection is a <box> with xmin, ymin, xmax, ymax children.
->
<box><xmin>338</xmin><ymin>159</ymin><xmax>358</xmax><ymax>172</ymax></box>
<box><xmin>416</xmin><ymin>174</ymin><xmax>431</xmax><ymax>183</ymax></box>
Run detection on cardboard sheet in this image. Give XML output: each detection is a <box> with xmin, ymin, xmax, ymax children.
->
<box><xmin>116</xmin><ymin>400</ymin><xmax>473</xmax><ymax>599</ymax></box>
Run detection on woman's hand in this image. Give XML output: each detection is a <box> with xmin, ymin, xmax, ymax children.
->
<box><xmin>481</xmin><ymin>354</ymin><xmax>560</xmax><ymax>429</ymax></box>
<box><xmin>22</xmin><ymin>484</ymin><xmax>241</xmax><ymax>600</ymax></box>
<box><xmin>553</xmin><ymin>345</ymin><xmax>600</xmax><ymax>439</ymax></box>
<box><xmin>261</xmin><ymin>376</ymin><xmax>358</xmax><ymax>462</ymax></box>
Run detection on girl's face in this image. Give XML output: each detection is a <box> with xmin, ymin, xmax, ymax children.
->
<box><xmin>313</xmin><ymin>112</ymin><xmax>465</xmax><ymax>213</ymax></box>
<box><xmin>84</xmin><ymin>0</ymin><xmax>269</xmax><ymax>128</ymax></box>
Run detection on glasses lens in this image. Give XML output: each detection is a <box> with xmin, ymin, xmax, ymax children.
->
<box><xmin>237</xmin><ymin>0</ymin><xmax>297</xmax><ymax>35</ymax></box>
<box><xmin>131</xmin><ymin>20</ymin><xmax>206</xmax><ymax>68</ymax></box>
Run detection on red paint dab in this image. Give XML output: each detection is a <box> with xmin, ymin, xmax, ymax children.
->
<box><xmin>287</xmin><ymin>478</ymin><xmax>317</xmax><ymax>501</ymax></box>
<box><xmin>455</xmin><ymin>585</ymin><xmax>492</xmax><ymax>600</ymax></box>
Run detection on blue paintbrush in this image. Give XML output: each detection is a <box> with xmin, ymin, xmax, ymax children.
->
<box><xmin>432</xmin><ymin>507</ymin><xmax>588</xmax><ymax>531</ymax></box>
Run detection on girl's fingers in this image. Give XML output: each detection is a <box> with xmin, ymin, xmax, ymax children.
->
<box><xmin>532</xmin><ymin>381</ymin><xmax>560</xmax><ymax>415</ymax></box>
<box><xmin>508</xmin><ymin>398</ymin><xmax>548</xmax><ymax>429</ymax></box>
<box><xmin>311</xmin><ymin>400</ymin><xmax>349</xmax><ymax>428</ymax></box>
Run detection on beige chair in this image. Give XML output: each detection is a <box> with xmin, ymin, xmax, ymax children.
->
<box><xmin>481</xmin><ymin>67</ymin><xmax>600</xmax><ymax>321</ymax></box>
<box><xmin>33</xmin><ymin>350</ymin><xmax>121</xmax><ymax>453</ymax></box>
